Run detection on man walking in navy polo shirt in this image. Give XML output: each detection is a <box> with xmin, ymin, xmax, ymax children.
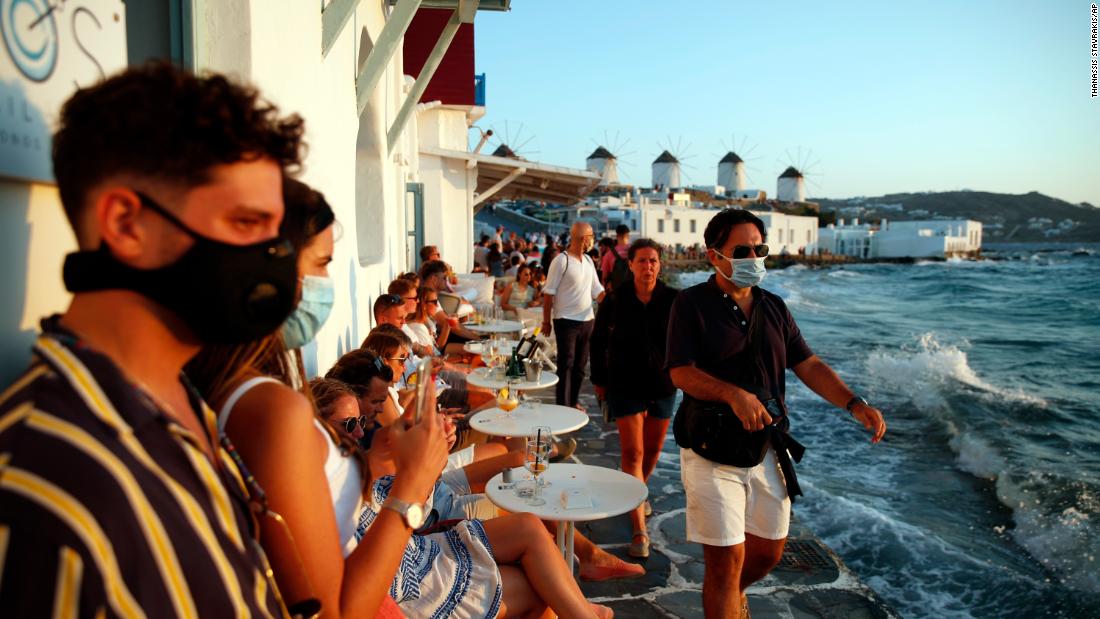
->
<box><xmin>667</xmin><ymin>209</ymin><xmax>887</xmax><ymax>619</ymax></box>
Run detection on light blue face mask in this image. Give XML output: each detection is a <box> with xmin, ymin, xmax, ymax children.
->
<box><xmin>281</xmin><ymin>274</ymin><xmax>335</xmax><ymax>349</ymax></box>
<box><xmin>715</xmin><ymin>253</ymin><xmax>767</xmax><ymax>289</ymax></box>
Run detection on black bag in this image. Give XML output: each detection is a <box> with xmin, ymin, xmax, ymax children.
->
<box><xmin>673</xmin><ymin>390</ymin><xmax>788</xmax><ymax>468</ymax></box>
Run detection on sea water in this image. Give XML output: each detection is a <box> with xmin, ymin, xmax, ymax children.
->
<box><xmin>678</xmin><ymin>243</ymin><xmax>1100</xmax><ymax>618</ymax></box>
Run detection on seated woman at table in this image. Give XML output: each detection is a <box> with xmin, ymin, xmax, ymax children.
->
<box><xmin>359</xmin><ymin>413</ymin><xmax>614</xmax><ymax>619</ymax></box>
<box><xmin>365</xmin><ymin>408</ymin><xmax>646</xmax><ymax>584</ymax></box>
<box><xmin>406</xmin><ymin>285</ymin><xmax>452</xmax><ymax>354</ymax></box>
<box><xmin>500</xmin><ymin>263</ymin><xmax>541</xmax><ymax>315</ymax></box>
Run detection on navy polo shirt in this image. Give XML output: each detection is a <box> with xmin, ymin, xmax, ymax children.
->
<box><xmin>666</xmin><ymin>275</ymin><xmax>813</xmax><ymax>403</ymax></box>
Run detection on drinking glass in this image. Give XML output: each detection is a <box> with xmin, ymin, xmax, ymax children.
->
<box><xmin>497</xmin><ymin>386</ymin><xmax>519</xmax><ymax>415</ymax></box>
<box><xmin>524</xmin><ymin>429</ymin><xmax>552</xmax><ymax>506</ymax></box>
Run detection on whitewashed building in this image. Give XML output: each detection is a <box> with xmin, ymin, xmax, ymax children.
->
<box><xmin>651</xmin><ymin>150</ymin><xmax>682</xmax><ymax>189</ymax></box>
<box><xmin>586</xmin><ymin>146</ymin><xmax>620</xmax><ymax>186</ymax></box>
<box><xmin>873</xmin><ymin>219</ymin><xmax>982</xmax><ymax>258</ymax></box>
<box><xmin>640</xmin><ymin>205</ymin><xmax>817</xmax><ymax>253</ymax></box>
<box><xmin>777</xmin><ymin>166</ymin><xmax>806</xmax><ymax>203</ymax></box>
<box><xmin>717</xmin><ymin>151</ymin><xmax>746</xmax><ymax>192</ymax></box>
<box><xmin>0</xmin><ymin>0</ymin><xmax>600</xmax><ymax>383</ymax></box>
<box><xmin>817</xmin><ymin>219</ymin><xmax>876</xmax><ymax>258</ymax></box>
<box><xmin>818</xmin><ymin>218</ymin><xmax>983</xmax><ymax>258</ymax></box>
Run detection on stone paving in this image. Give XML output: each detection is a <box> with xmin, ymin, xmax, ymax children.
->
<box><xmin>525</xmin><ymin>386</ymin><xmax>899</xmax><ymax>619</ymax></box>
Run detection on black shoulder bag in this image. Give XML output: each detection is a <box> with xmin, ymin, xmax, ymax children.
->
<box><xmin>672</xmin><ymin>299</ymin><xmax>806</xmax><ymax>500</ymax></box>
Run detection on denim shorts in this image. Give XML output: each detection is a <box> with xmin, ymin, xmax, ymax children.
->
<box><xmin>606</xmin><ymin>392</ymin><xmax>677</xmax><ymax>420</ymax></box>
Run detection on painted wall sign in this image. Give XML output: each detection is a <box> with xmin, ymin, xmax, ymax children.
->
<box><xmin>0</xmin><ymin>0</ymin><xmax>126</xmax><ymax>183</ymax></box>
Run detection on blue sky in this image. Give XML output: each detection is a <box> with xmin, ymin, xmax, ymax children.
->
<box><xmin>474</xmin><ymin>1</ymin><xmax>1100</xmax><ymax>205</ymax></box>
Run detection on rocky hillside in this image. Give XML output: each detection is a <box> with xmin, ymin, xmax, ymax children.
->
<box><xmin>812</xmin><ymin>191</ymin><xmax>1100</xmax><ymax>242</ymax></box>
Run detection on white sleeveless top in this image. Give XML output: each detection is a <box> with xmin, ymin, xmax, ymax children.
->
<box><xmin>219</xmin><ymin>376</ymin><xmax>363</xmax><ymax>557</ymax></box>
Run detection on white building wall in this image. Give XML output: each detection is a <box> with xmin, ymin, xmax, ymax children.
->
<box><xmin>756</xmin><ymin>212</ymin><xmax>818</xmax><ymax>255</ymax></box>
<box><xmin>640</xmin><ymin>206</ymin><xmax>717</xmax><ymax>247</ymax></box>
<box><xmin>872</xmin><ymin>232</ymin><xmax>949</xmax><ymax>258</ymax></box>
<box><xmin>717</xmin><ymin>162</ymin><xmax>745</xmax><ymax>192</ymax></box>
<box><xmin>818</xmin><ymin>225</ymin><xmax>875</xmax><ymax>258</ymax></box>
<box><xmin>586</xmin><ymin>157</ymin><xmax>618</xmax><ymax>185</ymax></box>
<box><xmin>0</xmin><ymin>2</ymin><xmax>445</xmax><ymax>382</ymax></box>
<box><xmin>652</xmin><ymin>162</ymin><xmax>681</xmax><ymax>189</ymax></box>
<box><xmin>883</xmin><ymin>220</ymin><xmax>982</xmax><ymax>253</ymax></box>
<box><xmin>777</xmin><ymin>176</ymin><xmax>805</xmax><ymax>202</ymax></box>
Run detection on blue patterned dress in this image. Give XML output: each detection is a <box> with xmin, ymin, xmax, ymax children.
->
<box><xmin>356</xmin><ymin>476</ymin><xmax>503</xmax><ymax>619</ymax></box>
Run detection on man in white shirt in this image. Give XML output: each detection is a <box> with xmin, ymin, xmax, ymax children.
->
<box><xmin>542</xmin><ymin>222</ymin><xmax>605</xmax><ymax>408</ymax></box>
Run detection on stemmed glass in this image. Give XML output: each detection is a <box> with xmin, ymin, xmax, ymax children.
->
<box><xmin>524</xmin><ymin>427</ymin><xmax>552</xmax><ymax>506</ymax></box>
<box><xmin>497</xmin><ymin>385</ymin><xmax>519</xmax><ymax>415</ymax></box>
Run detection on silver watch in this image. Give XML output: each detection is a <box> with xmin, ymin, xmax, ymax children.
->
<box><xmin>383</xmin><ymin>497</ymin><xmax>425</xmax><ymax>529</ymax></box>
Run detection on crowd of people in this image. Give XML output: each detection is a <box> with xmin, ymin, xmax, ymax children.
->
<box><xmin>0</xmin><ymin>62</ymin><xmax>888</xmax><ymax>619</ymax></box>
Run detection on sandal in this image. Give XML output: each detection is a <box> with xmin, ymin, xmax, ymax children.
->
<box><xmin>628</xmin><ymin>531</ymin><xmax>650</xmax><ymax>558</ymax></box>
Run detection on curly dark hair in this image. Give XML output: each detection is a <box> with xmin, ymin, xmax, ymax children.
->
<box><xmin>52</xmin><ymin>61</ymin><xmax>306</xmax><ymax>231</ymax></box>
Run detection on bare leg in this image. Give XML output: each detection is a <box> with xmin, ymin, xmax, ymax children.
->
<box><xmin>739</xmin><ymin>534</ymin><xmax>785</xmax><ymax>589</ymax></box>
<box><xmin>702</xmin><ymin>543</ymin><xmax>744</xmax><ymax>619</ymax></box>
<box><xmin>546</xmin><ymin>522</ymin><xmax>644</xmax><ymax>580</ymax></box>
<box><xmin>482</xmin><ymin>513</ymin><xmax>601</xmax><ymax>618</ymax></box>
<box><xmin>498</xmin><ymin>565</ymin><xmax>544</xmax><ymax>618</ymax></box>
<box><xmin>616</xmin><ymin>413</ymin><xmax>648</xmax><ymax>535</ymax></box>
<box><xmin>640</xmin><ymin>416</ymin><xmax>671</xmax><ymax>482</ymax></box>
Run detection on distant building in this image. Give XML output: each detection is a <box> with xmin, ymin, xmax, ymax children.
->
<box><xmin>818</xmin><ymin>218</ymin><xmax>982</xmax><ymax>258</ymax></box>
<box><xmin>875</xmin><ymin>219</ymin><xmax>982</xmax><ymax>257</ymax></box>
<box><xmin>586</xmin><ymin>146</ymin><xmax>619</xmax><ymax>186</ymax></box>
<box><xmin>777</xmin><ymin>166</ymin><xmax>806</xmax><ymax>203</ymax></box>
<box><xmin>639</xmin><ymin>205</ymin><xmax>817</xmax><ymax>254</ymax></box>
<box><xmin>652</xmin><ymin>150</ymin><xmax>682</xmax><ymax>189</ymax></box>
<box><xmin>718</xmin><ymin>151</ymin><xmax>746</xmax><ymax>192</ymax></box>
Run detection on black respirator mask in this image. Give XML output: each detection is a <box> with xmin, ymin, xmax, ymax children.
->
<box><xmin>63</xmin><ymin>191</ymin><xmax>299</xmax><ymax>345</ymax></box>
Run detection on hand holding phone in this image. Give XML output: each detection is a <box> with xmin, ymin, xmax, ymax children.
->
<box><xmin>413</xmin><ymin>357</ymin><xmax>432</xmax><ymax>424</ymax></box>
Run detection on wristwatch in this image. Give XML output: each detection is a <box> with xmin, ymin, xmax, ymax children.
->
<box><xmin>845</xmin><ymin>396</ymin><xmax>868</xmax><ymax>414</ymax></box>
<box><xmin>383</xmin><ymin>497</ymin><xmax>426</xmax><ymax>529</ymax></box>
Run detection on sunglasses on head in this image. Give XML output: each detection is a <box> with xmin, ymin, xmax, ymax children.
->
<box><xmin>723</xmin><ymin>244</ymin><xmax>770</xmax><ymax>259</ymax></box>
<box><xmin>380</xmin><ymin>294</ymin><xmax>403</xmax><ymax>306</ymax></box>
<box><xmin>342</xmin><ymin>416</ymin><xmax>371</xmax><ymax>433</ymax></box>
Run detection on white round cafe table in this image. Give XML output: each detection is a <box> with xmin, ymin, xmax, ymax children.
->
<box><xmin>462</xmin><ymin>339</ymin><xmax>517</xmax><ymax>356</ymax></box>
<box><xmin>469</xmin><ymin>404</ymin><xmax>588</xmax><ymax>438</ymax></box>
<box><xmin>464</xmin><ymin>319</ymin><xmax>524</xmax><ymax>334</ymax></box>
<box><xmin>486</xmin><ymin>464</ymin><xmax>648</xmax><ymax>575</ymax></box>
<box><xmin>466</xmin><ymin>367</ymin><xmax>559</xmax><ymax>391</ymax></box>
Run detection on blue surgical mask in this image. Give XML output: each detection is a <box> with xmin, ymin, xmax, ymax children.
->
<box><xmin>715</xmin><ymin>253</ymin><xmax>766</xmax><ymax>288</ymax></box>
<box><xmin>281</xmin><ymin>274</ymin><xmax>334</xmax><ymax>349</ymax></box>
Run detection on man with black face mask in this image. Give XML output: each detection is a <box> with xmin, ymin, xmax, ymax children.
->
<box><xmin>0</xmin><ymin>63</ymin><xmax>304</xmax><ymax>616</ymax></box>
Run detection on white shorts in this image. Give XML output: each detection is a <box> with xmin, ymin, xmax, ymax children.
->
<box><xmin>680</xmin><ymin>447</ymin><xmax>791</xmax><ymax>546</ymax></box>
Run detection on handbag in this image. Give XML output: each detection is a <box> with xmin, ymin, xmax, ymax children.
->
<box><xmin>672</xmin><ymin>296</ymin><xmax>805</xmax><ymax>498</ymax></box>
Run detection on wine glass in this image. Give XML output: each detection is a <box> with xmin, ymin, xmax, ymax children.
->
<box><xmin>524</xmin><ymin>430</ymin><xmax>552</xmax><ymax>506</ymax></box>
<box><xmin>497</xmin><ymin>386</ymin><xmax>519</xmax><ymax>415</ymax></box>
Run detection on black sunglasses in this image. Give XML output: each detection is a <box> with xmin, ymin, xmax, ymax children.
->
<box><xmin>380</xmin><ymin>294</ymin><xmax>403</xmax><ymax>306</ymax></box>
<box><xmin>342</xmin><ymin>416</ymin><xmax>371</xmax><ymax>433</ymax></box>
<box><xmin>726</xmin><ymin>244</ymin><xmax>769</xmax><ymax>259</ymax></box>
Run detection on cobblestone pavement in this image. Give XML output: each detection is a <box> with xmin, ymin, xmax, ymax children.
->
<box><xmin>524</xmin><ymin>385</ymin><xmax>898</xmax><ymax>619</ymax></box>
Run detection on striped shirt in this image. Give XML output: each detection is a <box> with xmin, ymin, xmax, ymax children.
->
<box><xmin>0</xmin><ymin>319</ymin><xmax>286</xmax><ymax>618</ymax></box>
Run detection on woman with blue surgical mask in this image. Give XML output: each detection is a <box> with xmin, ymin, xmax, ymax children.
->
<box><xmin>189</xmin><ymin>179</ymin><xmax>452</xmax><ymax>619</ymax></box>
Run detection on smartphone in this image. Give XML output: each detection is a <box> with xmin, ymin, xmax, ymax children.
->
<box><xmin>413</xmin><ymin>357</ymin><xmax>432</xmax><ymax>424</ymax></box>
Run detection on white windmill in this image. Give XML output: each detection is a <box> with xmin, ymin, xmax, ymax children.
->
<box><xmin>651</xmin><ymin>137</ymin><xmax>694</xmax><ymax>190</ymax></box>
<box><xmin>775</xmin><ymin>147</ymin><xmax>821</xmax><ymax>203</ymax></box>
